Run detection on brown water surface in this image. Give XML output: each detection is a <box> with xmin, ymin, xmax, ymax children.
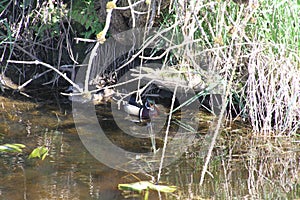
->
<box><xmin>0</xmin><ymin>91</ymin><xmax>299</xmax><ymax>199</ymax></box>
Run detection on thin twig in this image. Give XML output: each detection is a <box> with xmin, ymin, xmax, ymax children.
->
<box><xmin>128</xmin><ymin>0</ymin><xmax>136</xmax><ymax>27</ymax></box>
<box><xmin>74</xmin><ymin>38</ymin><xmax>97</xmax><ymax>43</ymax></box>
<box><xmin>115</xmin><ymin>22</ymin><xmax>180</xmax><ymax>73</ymax></box>
<box><xmin>7</xmin><ymin>60</ymin><xmax>82</xmax><ymax>92</ymax></box>
<box><xmin>114</xmin><ymin>0</ymin><xmax>145</xmax><ymax>10</ymax></box>
<box><xmin>18</xmin><ymin>69</ymin><xmax>52</xmax><ymax>90</ymax></box>
<box><xmin>157</xmin><ymin>84</ymin><xmax>178</xmax><ymax>182</ymax></box>
<box><xmin>147</xmin><ymin>0</ymin><xmax>156</xmax><ymax>28</ymax></box>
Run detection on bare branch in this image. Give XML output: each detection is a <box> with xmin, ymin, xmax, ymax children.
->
<box><xmin>7</xmin><ymin>60</ymin><xmax>83</xmax><ymax>92</ymax></box>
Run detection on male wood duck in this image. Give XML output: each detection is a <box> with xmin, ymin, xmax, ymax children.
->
<box><xmin>124</xmin><ymin>95</ymin><xmax>159</xmax><ymax>121</ymax></box>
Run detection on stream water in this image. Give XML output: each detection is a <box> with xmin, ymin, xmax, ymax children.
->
<box><xmin>0</xmin><ymin>90</ymin><xmax>299</xmax><ymax>199</ymax></box>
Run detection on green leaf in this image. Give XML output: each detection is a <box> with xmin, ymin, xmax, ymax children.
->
<box><xmin>118</xmin><ymin>181</ymin><xmax>176</xmax><ymax>193</ymax></box>
<box><xmin>0</xmin><ymin>143</ymin><xmax>26</xmax><ymax>153</ymax></box>
<box><xmin>118</xmin><ymin>181</ymin><xmax>151</xmax><ymax>193</ymax></box>
<box><xmin>9</xmin><ymin>143</ymin><xmax>26</xmax><ymax>148</ymax></box>
<box><xmin>148</xmin><ymin>184</ymin><xmax>177</xmax><ymax>193</ymax></box>
<box><xmin>28</xmin><ymin>146</ymin><xmax>49</xmax><ymax>160</ymax></box>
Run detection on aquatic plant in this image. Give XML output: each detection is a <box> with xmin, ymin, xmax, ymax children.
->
<box><xmin>0</xmin><ymin>143</ymin><xmax>25</xmax><ymax>153</ymax></box>
<box><xmin>0</xmin><ymin>143</ymin><xmax>48</xmax><ymax>160</ymax></box>
<box><xmin>118</xmin><ymin>181</ymin><xmax>176</xmax><ymax>200</ymax></box>
<box><xmin>28</xmin><ymin>146</ymin><xmax>49</xmax><ymax>160</ymax></box>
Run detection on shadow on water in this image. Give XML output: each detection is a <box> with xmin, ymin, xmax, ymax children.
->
<box><xmin>0</xmin><ymin>90</ymin><xmax>299</xmax><ymax>199</ymax></box>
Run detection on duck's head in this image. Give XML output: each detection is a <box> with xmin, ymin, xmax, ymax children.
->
<box><xmin>145</xmin><ymin>98</ymin><xmax>156</xmax><ymax>111</ymax></box>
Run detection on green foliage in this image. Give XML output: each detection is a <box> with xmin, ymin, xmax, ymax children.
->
<box><xmin>0</xmin><ymin>0</ymin><xmax>10</xmax><ymax>13</ymax></box>
<box><xmin>34</xmin><ymin>0</ymin><xmax>104</xmax><ymax>38</ymax></box>
<box><xmin>27</xmin><ymin>0</ymin><xmax>69</xmax><ymax>38</ymax></box>
<box><xmin>70</xmin><ymin>0</ymin><xmax>104</xmax><ymax>38</ymax></box>
<box><xmin>0</xmin><ymin>143</ymin><xmax>26</xmax><ymax>153</ymax></box>
<box><xmin>28</xmin><ymin>146</ymin><xmax>49</xmax><ymax>160</ymax></box>
<box><xmin>2</xmin><ymin>0</ymin><xmax>103</xmax><ymax>39</ymax></box>
<box><xmin>161</xmin><ymin>0</ymin><xmax>299</xmax><ymax>54</ymax></box>
<box><xmin>248</xmin><ymin>0</ymin><xmax>299</xmax><ymax>54</ymax></box>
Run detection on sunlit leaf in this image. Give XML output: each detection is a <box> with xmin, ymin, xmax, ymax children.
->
<box><xmin>0</xmin><ymin>143</ymin><xmax>26</xmax><ymax>153</ymax></box>
<box><xmin>148</xmin><ymin>184</ymin><xmax>177</xmax><ymax>193</ymax></box>
<box><xmin>118</xmin><ymin>181</ymin><xmax>177</xmax><ymax>193</ymax></box>
<box><xmin>29</xmin><ymin>148</ymin><xmax>40</xmax><ymax>158</ymax></box>
<box><xmin>41</xmin><ymin>151</ymin><xmax>48</xmax><ymax>160</ymax></box>
<box><xmin>118</xmin><ymin>181</ymin><xmax>151</xmax><ymax>193</ymax></box>
<box><xmin>7</xmin><ymin>143</ymin><xmax>26</xmax><ymax>149</ymax></box>
<box><xmin>28</xmin><ymin>146</ymin><xmax>49</xmax><ymax>160</ymax></box>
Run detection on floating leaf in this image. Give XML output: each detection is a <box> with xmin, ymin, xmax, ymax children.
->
<box><xmin>119</xmin><ymin>181</ymin><xmax>151</xmax><ymax>193</ymax></box>
<box><xmin>0</xmin><ymin>143</ymin><xmax>26</xmax><ymax>153</ymax></box>
<box><xmin>28</xmin><ymin>146</ymin><xmax>49</xmax><ymax>160</ymax></box>
<box><xmin>148</xmin><ymin>184</ymin><xmax>177</xmax><ymax>193</ymax></box>
<box><xmin>118</xmin><ymin>181</ymin><xmax>176</xmax><ymax>193</ymax></box>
